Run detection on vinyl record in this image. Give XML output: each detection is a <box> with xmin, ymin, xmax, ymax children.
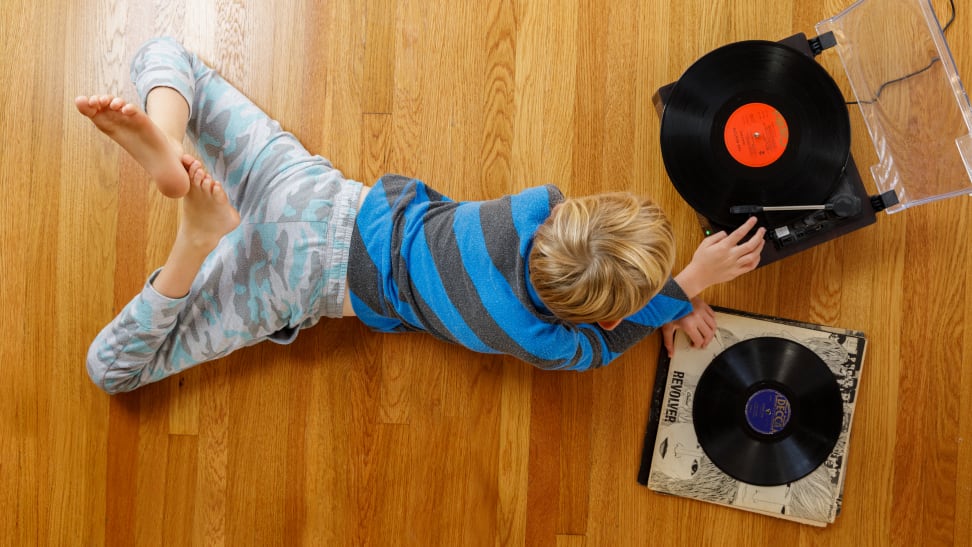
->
<box><xmin>660</xmin><ymin>41</ymin><xmax>851</xmax><ymax>229</ymax></box>
<box><xmin>692</xmin><ymin>337</ymin><xmax>843</xmax><ymax>486</ymax></box>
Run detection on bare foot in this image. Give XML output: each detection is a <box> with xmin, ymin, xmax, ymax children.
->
<box><xmin>75</xmin><ymin>94</ymin><xmax>190</xmax><ymax>198</ymax></box>
<box><xmin>178</xmin><ymin>155</ymin><xmax>241</xmax><ymax>251</ymax></box>
<box><xmin>148</xmin><ymin>157</ymin><xmax>241</xmax><ymax>299</ymax></box>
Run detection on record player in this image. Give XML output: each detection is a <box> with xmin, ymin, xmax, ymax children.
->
<box><xmin>655</xmin><ymin>0</ymin><xmax>972</xmax><ymax>266</ymax></box>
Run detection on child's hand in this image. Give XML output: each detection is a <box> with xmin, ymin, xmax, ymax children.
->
<box><xmin>674</xmin><ymin>217</ymin><xmax>766</xmax><ymax>297</ymax></box>
<box><xmin>692</xmin><ymin>217</ymin><xmax>765</xmax><ymax>283</ymax></box>
<box><xmin>661</xmin><ymin>297</ymin><xmax>716</xmax><ymax>357</ymax></box>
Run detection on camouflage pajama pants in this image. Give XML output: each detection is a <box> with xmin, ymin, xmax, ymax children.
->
<box><xmin>87</xmin><ymin>37</ymin><xmax>363</xmax><ymax>394</ymax></box>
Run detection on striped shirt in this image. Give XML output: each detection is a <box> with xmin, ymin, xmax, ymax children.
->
<box><xmin>347</xmin><ymin>175</ymin><xmax>693</xmax><ymax>371</ymax></box>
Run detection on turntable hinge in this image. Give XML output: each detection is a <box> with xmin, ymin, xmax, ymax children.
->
<box><xmin>869</xmin><ymin>190</ymin><xmax>900</xmax><ymax>212</ymax></box>
<box><xmin>808</xmin><ymin>32</ymin><xmax>837</xmax><ymax>57</ymax></box>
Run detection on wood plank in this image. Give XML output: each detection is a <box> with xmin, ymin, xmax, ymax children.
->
<box><xmin>363</xmin><ymin>0</ymin><xmax>397</xmax><ymax>114</ymax></box>
<box><xmin>497</xmin><ymin>361</ymin><xmax>533</xmax><ymax>547</ymax></box>
<box><xmin>526</xmin><ymin>369</ymin><xmax>563</xmax><ymax>547</ymax></box>
<box><xmin>162</xmin><ymin>434</ymin><xmax>199</xmax><ymax>546</ymax></box>
<box><xmin>0</xmin><ymin>0</ymin><xmax>41</xmax><ymax>542</ymax></box>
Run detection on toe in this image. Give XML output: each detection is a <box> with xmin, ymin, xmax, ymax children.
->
<box><xmin>191</xmin><ymin>164</ymin><xmax>206</xmax><ymax>186</ymax></box>
<box><xmin>211</xmin><ymin>182</ymin><xmax>229</xmax><ymax>203</ymax></box>
<box><xmin>74</xmin><ymin>96</ymin><xmax>96</xmax><ymax>116</ymax></box>
<box><xmin>109</xmin><ymin>97</ymin><xmax>125</xmax><ymax>111</ymax></box>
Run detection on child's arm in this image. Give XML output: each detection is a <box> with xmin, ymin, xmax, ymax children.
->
<box><xmin>662</xmin><ymin>217</ymin><xmax>765</xmax><ymax>355</ymax></box>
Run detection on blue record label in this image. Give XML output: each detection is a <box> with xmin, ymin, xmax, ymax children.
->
<box><xmin>745</xmin><ymin>388</ymin><xmax>791</xmax><ymax>435</ymax></box>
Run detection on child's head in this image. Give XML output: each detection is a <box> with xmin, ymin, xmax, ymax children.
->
<box><xmin>529</xmin><ymin>192</ymin><xmax>676</xmax><ymax>325</ymax></box>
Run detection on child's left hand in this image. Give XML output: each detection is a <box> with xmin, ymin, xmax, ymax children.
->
<box><xmin>661</xmin><ymin>297</ymin><xmax>716</xmax><ymax>357</ymax></box>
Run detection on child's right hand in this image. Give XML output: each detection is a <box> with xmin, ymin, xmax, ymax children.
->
<box><xmin>674</xmin><ymin>217</ymin><xmax>766</xmax><ymax>297</ymax></box>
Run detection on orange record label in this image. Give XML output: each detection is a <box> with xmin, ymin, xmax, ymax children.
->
<box><xmin>723</xmin><ymin>102</ymin><xmax>789</xmax><ymax>168</ymax></box>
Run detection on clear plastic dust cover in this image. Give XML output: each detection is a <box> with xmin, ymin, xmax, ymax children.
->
<box><xmin>817</xmin><ymin>0</ymin><xmax>972</xmax><ymax>212</ymax></box>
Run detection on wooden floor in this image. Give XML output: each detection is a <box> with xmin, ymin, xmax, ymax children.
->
<box><xmin>3</xmin><ymin>0</ymin><xmax>971</xmax><ymax>545</ymax></box>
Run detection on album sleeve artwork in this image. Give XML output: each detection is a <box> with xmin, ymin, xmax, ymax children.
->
<box><xmin>645</xmin><ymin>309</ymin><xmax>866</xmax><ymax>526</ymax></box>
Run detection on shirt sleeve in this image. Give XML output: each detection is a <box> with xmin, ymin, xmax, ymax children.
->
<box><xmin>622</xmin><ymin>277</ymin><xmax>693</xmax><ymax>328</ymax></box>
<box><xmin>540</xmin><ymin>277</ymin><xmax>692</xmax><ymax>372</ymax></box>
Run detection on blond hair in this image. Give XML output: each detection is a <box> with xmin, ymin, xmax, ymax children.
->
<box><xmin>529</xmin><ymin>193</ymin><xmax>676</xmax><ymax>324</ymax></box>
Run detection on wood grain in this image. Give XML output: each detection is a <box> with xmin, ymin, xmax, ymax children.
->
<box><xmin>3</xmin><ymin>0</ymin><xmax>972</xmax><ymax>545</ymax></box>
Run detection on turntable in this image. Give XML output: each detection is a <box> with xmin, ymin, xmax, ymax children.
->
<box><xmin>655</xmin><ymin>0</ymin><xmax>972</xmax><ymax>266</ymax></box>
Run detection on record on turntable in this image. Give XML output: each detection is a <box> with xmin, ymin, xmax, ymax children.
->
<box><xmin>659</xmin><ymin>41</ymin><xmax>851</xmax><ymax>230</ymax></box>
<box><xmin>654</xmin><ymin>35</ymin><xmax>885</xmax><ymax>265</ymax></box>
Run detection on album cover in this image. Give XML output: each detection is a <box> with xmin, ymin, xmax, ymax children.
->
<box><xmin>637</xmin><ymin>307</ymin><xmax>867</xmax><ymax>526</ymax></box>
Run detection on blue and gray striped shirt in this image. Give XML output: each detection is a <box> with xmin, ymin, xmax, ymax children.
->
<box><xmin>347</xmin><ymin>175</ymin><xmax>693</xmax><ymax>371</ymax></box>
